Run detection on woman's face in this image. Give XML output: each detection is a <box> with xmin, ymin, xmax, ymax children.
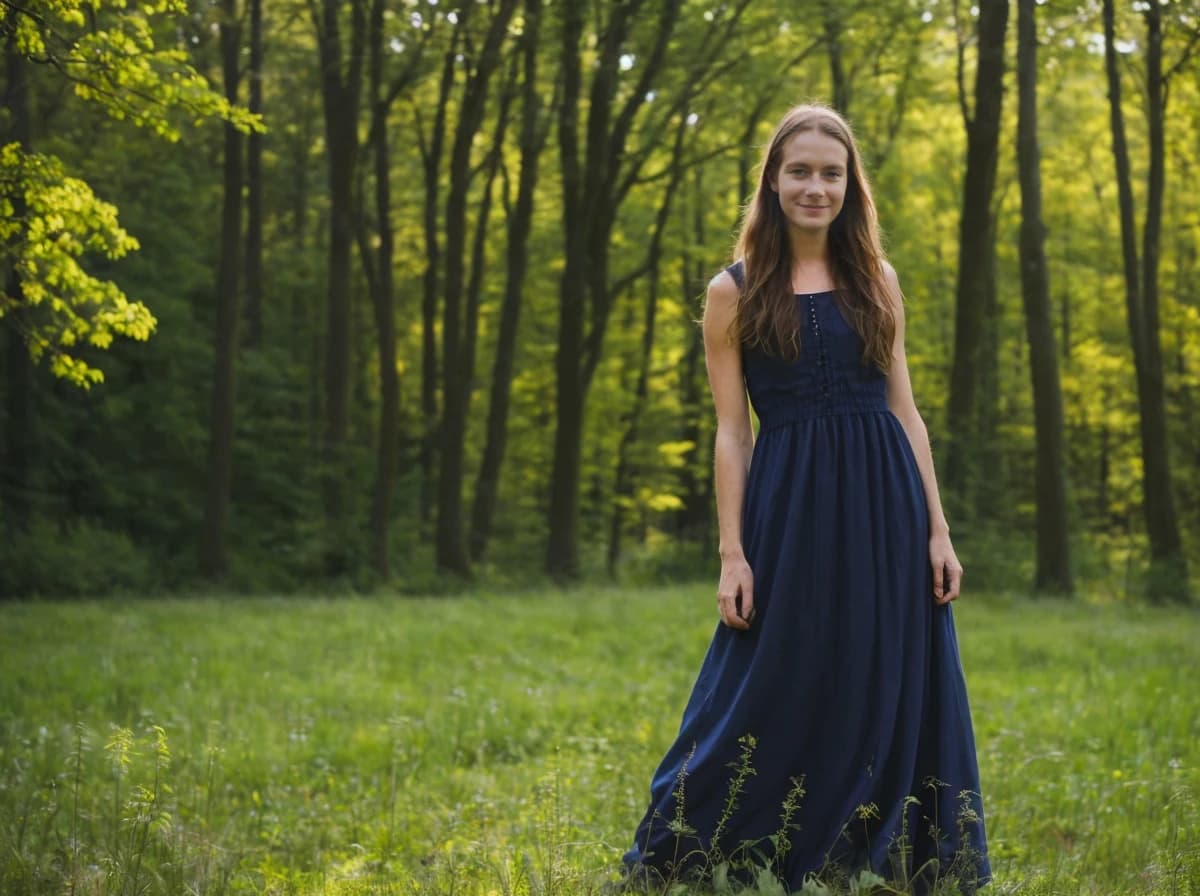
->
<box><xmin>770</xmin><ymin>128</ymin><xmax>849</xmax><ymax>236</ymax></box>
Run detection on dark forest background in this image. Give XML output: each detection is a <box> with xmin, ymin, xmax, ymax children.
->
<box><xmin>1</xmin><ymin>0</ymin><xmax>1198</xmax><ymax>600</ymax></box>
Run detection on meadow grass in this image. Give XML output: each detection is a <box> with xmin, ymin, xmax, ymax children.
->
<box><xmin>0</xmin><ymin>587</ymin><xmax>1197</xmax><ymax>895</ymax></box>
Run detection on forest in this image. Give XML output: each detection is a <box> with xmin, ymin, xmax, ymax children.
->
<box><xmin>2</xmin><ymin>0</ymin><xmax>1198</xmax><ymax>600</ymax></box>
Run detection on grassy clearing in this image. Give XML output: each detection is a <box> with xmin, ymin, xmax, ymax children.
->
<box><xmin>0</xmin><ymin>588</ymin><xmax>1197</xmax><ymax>895</ymax></box>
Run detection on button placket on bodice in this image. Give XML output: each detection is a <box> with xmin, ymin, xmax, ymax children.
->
<box><xmin>805</xmin><ymin>293</ymin><xmax>834</xmax><ymax>410</ymax></box>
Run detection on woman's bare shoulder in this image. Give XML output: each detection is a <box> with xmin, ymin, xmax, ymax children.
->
<box><xmin>703</xmin><ymin>269</ymin><xmax>741</xmax><ymax>347</ymax></box>
<box><xmin>706</xmin><ymin>268</ymin><xmax>740</xmax><ymax>310</ymax></box>
<box><xmin>880</xmin><ymin>260</ymin><xmax>905</xmax><ymax>311</ymax></box>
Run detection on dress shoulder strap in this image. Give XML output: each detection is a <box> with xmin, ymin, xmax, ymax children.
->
<box><xmin>725</xmin><ymin>259</ymin><xmax>746</xmax><ymax>291</ymax></box>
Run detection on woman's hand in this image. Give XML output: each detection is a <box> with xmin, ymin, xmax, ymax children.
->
<box><xmin>717</xmin><ymin>554</ymin><xmax>756</xmax><ymax>629</ymax></box>
<box><xmin>930</xmin><ymin>530</ymin><xmax>963</xmax><ymax>604</ymax></box>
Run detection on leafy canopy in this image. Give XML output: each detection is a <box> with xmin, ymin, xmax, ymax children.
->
<box><xmin>0</xmin><ymin>0</ymin><xmax>261</xmax><ymax>386</ymax></box>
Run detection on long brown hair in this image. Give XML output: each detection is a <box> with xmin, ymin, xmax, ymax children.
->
<box><xmin>732</xmin><ymin>104</ymin><xmax>895</xmax><ymax>372</ymax></box>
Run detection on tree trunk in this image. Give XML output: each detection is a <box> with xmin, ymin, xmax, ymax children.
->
<box><xmin>1016</xmin><ymin>0</ymin><xmax>1072</xmax><ymax>594</ymax></box>
<box><xmin>470</xmin><ymin>0</ymin><xmax>548</xmax><ymax>563</ymax></box>
<box><xmin>545</xmin><ymin>0</ymin><xmax>589</xmax><ymax>579</ymax></box>
<box><xmin>822</xmin><ymin>0</ymin><xmax>849</xmax><ymax>115</ymax></box>
<box><xmin>314</xmin><ymin>0</ymin><xmax>366</xmax><ymax>572</ymax></box>
<box><xmin>1103</xmin><ymin>0</ymin><xmax>1190</xmax><ymax>601</ymax></box>
<box><xmin>363</xmin><ymin>0</ymin><xmax>399</xmax><ymax>579</ymax></box>
<box><xmin>674</xmin><ymin>170</ymin><xmax>713</xmax><ymax>546</ymax></box>
<box><xmin>243</xmin><ymin>0</ymin><xmax>264</xmax><ymax>349</ymax></box>
<box><xmin>608</xmin><ymin>116</ymin><xmax>687</xmax><ymax>574</ymax></box>
<box><xmin>546</xmin><ymin>0</ymin><xmax>684</xmax><ymax>579</ymax></box>
<box><xmin>945</xmin><ymin>0</ymin><xmax>1009</xmax><ymax>517</ymax></box>
<box><xmin>436</xmin><ymin>0</ymin><xmax>519</xmax><ymax>576</ymax></box>
<box><xmin>287</xmin><ymin>105</ymin><xmax>314</xmax><ymax>374</ymax></box>
<box><xmin>198</xmin><ymin>0</ymin><xmax>243</xmax><ymax>580</ymax></box>
<box><xmin>1</xmin><ymin>37</ymin><xmax>35</xmax><ymax>537</ymax></box>
<box><xmin>1</xmin><ymin>299</ymin><xmax>33</xmax><ymax>538</ymax></box>
<box><xmin>418</xmin><ymin>36</ymin><xmax>458</xmax><ymax>537</ymax></box>
<box><xmin>1137</xmin><ymin>4</ymin><xmax>1189</xmax><ymax>598</ymax></box>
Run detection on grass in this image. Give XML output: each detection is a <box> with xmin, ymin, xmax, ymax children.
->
<box><xmin>0</xmin><ymin>586</ymin><xmax>1197</xmax><ymax>894</ymax></box>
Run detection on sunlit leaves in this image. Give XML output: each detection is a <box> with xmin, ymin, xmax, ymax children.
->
<box><xmin>0</xmin><ymin>146</ymin><xmax>155</xmax><ymax>387</ymax></box>
<box><xmin>1</xmin><ymin>0</ymin><xmax>263</xmax><ymax>140</ymax></box>
<box><xmin>0</xmin><ymin>0</ymin><xmax>261</xmax><ymax>386</ymax></box>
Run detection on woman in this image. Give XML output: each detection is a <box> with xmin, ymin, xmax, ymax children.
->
<box><xmin>621</xmin><ymin>104</ymin><xmax>990</xmax><ymax>893</ymax></box>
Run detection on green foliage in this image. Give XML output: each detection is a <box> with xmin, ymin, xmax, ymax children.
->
<box><xmin>0</xmin><ymin>0</ymin><xmax>260</xmax><ymax>386</ymax></box>
<box><xmin>1</xmin><ymin>0</ymin><xmax>1198</xmax><ymax>592</ymax></box>
<box><xmin>0</xmin><ymin>516</ymin><xmax>155</xmax><ymax>597</ymax></box>
<box><xmin>2</xmin><ymin>0</ymin><xmax>260</xmax><ymax>139</ymax></box>
<box><xmin>0</xmin><ymin>589</ymin><xmax>1198</xmax><ymax>894</ymax></box>
<box><xmin>0</xmin><ymin>145</ymin><xmax>150</xmax><ymax>386</ymax></box>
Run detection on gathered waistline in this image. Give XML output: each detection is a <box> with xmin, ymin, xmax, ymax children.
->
<box><xmin>757</xmin><ymin>399</ymin><xmax>892</xmax><ymax>433</ymax></box>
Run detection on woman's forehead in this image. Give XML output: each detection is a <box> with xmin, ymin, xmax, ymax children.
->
<box><xmin>778</xmin><ymin>129</ymin><xmax>848</xmax><ymax>166</ymax></box>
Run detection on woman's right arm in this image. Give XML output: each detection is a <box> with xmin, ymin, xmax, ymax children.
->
<box><xmin>703</xmin><ymin>271</ymin><xmax>756</xmax><ymax>630</ymax></box>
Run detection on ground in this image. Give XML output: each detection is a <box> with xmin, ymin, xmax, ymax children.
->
<box><xmin>0</xmin><ymin>587</ymin><xmax>1197</xmax><ymax>894</ymax></box>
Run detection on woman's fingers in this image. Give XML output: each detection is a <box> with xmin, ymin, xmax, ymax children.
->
<box><xmin>717</xmin><ymin>570</ymin><xmax>754</xmax><ymax>630</ymax></box>
<box><xmin>719</xmin><ymin>590</ymin><xmax>750</xmax><ymax>629</ymax></box>
<box><xmin>932</xmin><ymin>557</ymin><xmax>962</xmax><ymax>604</ymax></box>
<box><xmin>931</xmin><ymin>556</ymin><xmax>945</xmax><ymax>603</ymax></box>
<box><xmin>943</xmin><ymin>563</ymin><xmax>963</xmax><ymax>602</ymax></box>
<box><xmin>737</xmin><ymin>583</ymin><xmax>755</xmax><ymax>624</ymax></box>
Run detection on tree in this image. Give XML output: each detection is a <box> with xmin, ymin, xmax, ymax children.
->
<box><xmin>469</xmin><ymin>0</ymin><xmax>553</xmax><ymax>564</ymax></box>
<box><xmin>1015</xmin><ymin>0</ymin><xmax>1071</xmax><ymax>593</ymax></box>
<box><xmin>310</xmin><ymin>0</ymin><xmax>366</xmax><ymax>570</ymax></box>
<box><xmin>944</xmin><ymin>0</ymin><xmax>1009</xmax><ymax>517</ymax></box>
<box><xmin>198</xmin><ymin>0</ymin><xmax>246</xmax><ymax>579</ymax></box>
<box><xmin>435</xmin><ymin>0</ymin><xmax>520</xmax><ymax>575</ymax></box>
<box><xmin>546</xmin><ymin>0</ymin><xmax>750</xmax><ymax>578</ymax></box>
<box><xmin>1102</xmin><ymin>0</ymin><xmax>1192</xmax><ymax>601</ymax></box>
<box><xmin>244</xmin><ymin>0</ymin><xmax>265</xmax><ymax>349</ymax></box>
<box><xmin>415</xmin><ymin>19</ymin><xmax>459</xmax><ymax>535</ymax></box>
<box><xmin>0</xmin><ymin>0</ymin><xmax>254</xmax><ymax>384</ymax></box>
<box><xmin>0</xmin><ymin>0</ymin><xmax>255</xmax><ymax>540</ymax></box>
<box><xmin>355</xmin><ymin>0</ymin><xmax>434</xmax><ymax>577</ymax></box>
<box><xmin>607</xmin><ymin>112</ymin><xmax>689</xmax><ymax>573</ymax></box>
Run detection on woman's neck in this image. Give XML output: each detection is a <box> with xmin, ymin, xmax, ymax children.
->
<box><xmin>788</xmin><ymin>229</ymin><xmax>832</xmax><ymax>286</ymax></box>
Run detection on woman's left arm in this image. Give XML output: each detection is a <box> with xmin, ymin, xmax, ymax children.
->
<box><xmin>881</xmin><ymin>264</ymin><xmax>963</xmax><ymax>604</ymax></box>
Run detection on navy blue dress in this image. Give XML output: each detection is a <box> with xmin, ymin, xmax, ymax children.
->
<box><xmin>623</xmin><ymin>263</ymin><xmax>990</xmax><ymax>892</ymax></box>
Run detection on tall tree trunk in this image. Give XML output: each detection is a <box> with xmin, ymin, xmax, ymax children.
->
<box><xmin>547</xmin><ymin>0</ymin><xmax>687</xmax><ymax>579</ymax></box>
<box><xmin>435</xmin><ymin>0</ymin><xmax>519</xmax><ymax>575</ymax></box>
<box><xmin>198</xmin><ymin>0</ymin><xmax>244</xmax><ymax>579</ymax></box>
<box><xmin>314</xmin><ymin>0</ymin><xmax>366</xmax><ymax>572</ymax></box>
<box><xmin>1016</xmin><ymin>0</ymin><xmax>1071</xmax><ymax>594</ymax></box>
<box><xmin>1</xmin><ymin>37</ymin><xmax>35</xmax><ymax>537</ymax></box>
<box><xmin>822</xmin><ymin>0</ymin><xmax>849</xmax><ymax>114</ymax></box>
<box><xmin>545</xmin><ymin>0</ymin><xmax>588</xmax><ymax>579</ymax></box>
<box><xmin>243</xmin><ymin>0</ymin><xmax>264</xmax><ymax>348</ymax></box>
<box><xmin>674</xmin><ymin>169</ymin><xmax>713</xmax><ymax>547</ymax></box>
<box><xmin>608</xmin><ymin>116</ymin><xmax>688</xmax><ymax>574</ymax></box>
<box><xmin>1102</xmin><ymin>0</ymin><xmax>1190</xmax><ymax>601</ymax></box>
<box><xmin>945</xmin><ymin>0</ymin><xmax>1009</xmax><ymax>517</ymax></box>
<box><xmin>289</xmin><ymin>107</ymin><xmax>313</xmax><ymax>253</ymax></box>
<box><xmin>470</xmin><ymin>0</ymin><xmax>548</xmax><ymax>563</ymax></box>
<box><xmin>287</xmin><ymin>104</ymin><xmax>314</xmax><ymax>376</ymax></box>
<box><xmin>362</xmin><ymin>0</ymin><xmax>399</xmax><ymax>578</ymax></box>
<box><xmin>418</xmin><ymin>35</ymin><xmax>458</xmax><ymax>537</ymax></box>
<box><xmin>1137</xmin><ymin>4</ymin><xmax>1189</xmax><ymax>599</ymax></box>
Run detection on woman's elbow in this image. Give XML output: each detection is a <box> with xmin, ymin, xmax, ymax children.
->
<box><xmin>715</xmin><ymin>419</ymin><xmax>754</xmax><ymax>455</ymax></box>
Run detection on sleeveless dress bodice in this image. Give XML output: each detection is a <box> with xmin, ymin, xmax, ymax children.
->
<box><xmin>741</xmin><ymin>290</ymin><xmax>888</xmax><ymax>430</ymax></box>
